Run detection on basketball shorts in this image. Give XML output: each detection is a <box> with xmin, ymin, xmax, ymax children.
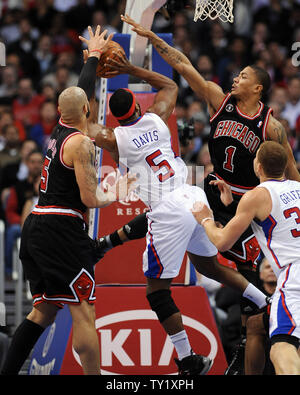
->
<box><xmin>143</xmin><ymin>184</ymin><xmax>218</xmax><ymax>279</ymax></box>
<box><xmin>204</xmin><ymin>173</ymin><xmax>261</xmax><ymax>269</ymax></box>
<box><xmin>269</xmin><ymin>263</ymin><xmax>300</xmax><ymax>342</ymax></box>
<box><xmin>20</xmin><ymin>212</ymin><xmax>96</xmax><ymax>308</ymax></box>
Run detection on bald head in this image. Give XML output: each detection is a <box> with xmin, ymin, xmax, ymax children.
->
<box><xmin>58</xmin><ymin>86</ymin><xmax>88</xmax><ymax>123</ymax></box>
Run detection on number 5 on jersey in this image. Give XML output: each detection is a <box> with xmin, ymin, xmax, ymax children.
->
<box><xmin>146</xmin><ymin>149</ymin><xmax>175</xmax><ymax>182</ymax></box>
<box><xmin>40</xmin><ymin>156</ymin><xmax>51</xmax><ymax>193</ymax></box>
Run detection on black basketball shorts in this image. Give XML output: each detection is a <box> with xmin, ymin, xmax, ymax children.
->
<box><xmin>20</xmin><ymin>213</ymin><xmax>96</xmax><ymax>308</ymax></box>
<box><xmin>204</xmin><ymin>174</ymin><xmax>261</xmax><ymax>269</ymax></box>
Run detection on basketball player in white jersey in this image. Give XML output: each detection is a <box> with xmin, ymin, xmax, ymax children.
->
<box><xmin>120</xmin><ymin>14</ymin><xmax>300</xmax><ymax>375</ymax></box>
<box><xmin>192</xmin><ymin>141</ymin><xmax>300</xmax><ymax>375</ymax></box>
<box><xmin>89</xmin><ymin>51</ymin><xmax>271</xmax><ymax>375</ymax></box>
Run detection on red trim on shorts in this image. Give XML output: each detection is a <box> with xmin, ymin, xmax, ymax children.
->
<box><xmin>35</xmin><ymin>205</ymin><xmax>84</xmax><ymax>215</ymax></box>
<box><xmin>149</xmin><ymin>221</ymin><xmax>164</xmax><ymax>278</ymax></box>
<box><xmin>32</xmin><ymin>211</ymin><xmax>81</xmax><ymax>219</ymax></box>
<box><xmin>279</xmin><ymin>289</ymin><xmax>296</xmax><ymax>335</ymax></box>
<box><xmin>214</xmin><ymin>173</ymin><xmax>255</xmax><ymax>190</ymax></box>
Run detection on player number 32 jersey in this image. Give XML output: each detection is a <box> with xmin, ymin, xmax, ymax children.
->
<box><xmin>252</xmin><ymin>179</ymin><xmax>300</xmax><ymax>276</ymax></box>
<box><xmin>114</xmin><ymin>112</ymin><xmax>187</xmax><ymax>206</ymax></box>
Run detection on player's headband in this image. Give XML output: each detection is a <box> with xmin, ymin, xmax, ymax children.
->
<box><xmin>115</xmin><ymin>89</ymin><xmax>136</xmax><ymax>120</ymax></box>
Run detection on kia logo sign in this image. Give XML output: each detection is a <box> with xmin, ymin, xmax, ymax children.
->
<box><xmin>72</xmin><ymin>309</ymin><xmax>218</xmax><ymax>375</ymax></box>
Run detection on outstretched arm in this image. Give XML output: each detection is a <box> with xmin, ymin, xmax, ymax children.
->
<box><xmin>77</xmin><ymin>25</ymin><xmax>113</xmax><ymax>100</ymax></box>
<box><xmin>266</xmin><ymin>115</ymin><xmax>300</xmax><ymax>182</ymax></box>
<box><xmin>104</xmin><ymin>51</ymin><xmax>178</xmax><ymax>124</ymax></box>
<box><xmin>192</xmin><ymin>188</ymin><xmax>269</xmax><ymax>251</ymax></box>
<box><xmin>121</xmin><ymin>14</ymin><xmax>225</xmax><ymax>117</ymax></box>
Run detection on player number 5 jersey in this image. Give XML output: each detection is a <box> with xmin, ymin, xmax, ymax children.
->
<box><xmin>114</xmin><ymin>112</ymin><xmax>187</xmax><ymax>206</ymax></box>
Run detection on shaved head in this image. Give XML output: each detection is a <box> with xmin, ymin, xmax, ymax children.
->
<box><xmin>58</xmin><ymin>86</ymin><xmax>88</xmax><ymax>123</ymax></box>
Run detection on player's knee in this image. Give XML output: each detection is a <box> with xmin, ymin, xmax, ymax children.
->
<box><xmin>72</xmin><ymin>332</ymin><xmax>93</xmax><ymax>356</ymax></box>
<box><xmin>246</xmin><ymin>313</ymin><xmax>266</xmax><ymax>337</ymax></box>
<box><xmin>270</xmin><ymin>334</ymin><xmax>299</xmax><ymax>365</ymax></box>
<box><xmin>146</xmin><ymin>289</ymin><xmax>179</xmax><ymax>323</ymax></box>
<box><xmin>270</xmin><ymin>342</ymin><xmax>280</xmax><ymax>363</ymax></box>
<box><xmin>122</xmin><ymin>213</ymin><xmax>148</xmax><ymax>240</ymax></box>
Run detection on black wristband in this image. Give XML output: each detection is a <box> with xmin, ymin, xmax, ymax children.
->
<box><xmin>77</xmin><ymin>56</ymin><xmax>98</xmax><ymax>100</ymax></box>
<box><xmin>110</xmin><ymin>230</ymin><xmax>123</xmax><ymax>247</ymax></box>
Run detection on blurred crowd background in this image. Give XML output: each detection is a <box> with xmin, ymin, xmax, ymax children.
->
<box><xmin>0</xmin><ymin>0</ymin><xmax>299</xmax><ymax>274</ymax></box>
<box><xmin>0</xmin><ymin>0</ymin><xmax>299</xmax><ymax>368</ymax></box>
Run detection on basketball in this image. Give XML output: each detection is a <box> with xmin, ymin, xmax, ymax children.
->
<box><xmin>96</xmin><ymin>41</ymin><xmax>125</xmax><ymax>78</ymax></box>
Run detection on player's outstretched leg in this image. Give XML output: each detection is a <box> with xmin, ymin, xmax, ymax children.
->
<box><xmin>146</xmin><ymin>278</ymin><xmax>213</xmax><ymax>375</ymax></box>
<box><xmin>91</xmin><ymin>213</ymin><xmax>148</xmax><ymax>262</ymax></box>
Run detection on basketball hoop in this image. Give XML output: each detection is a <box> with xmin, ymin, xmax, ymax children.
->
<box><xmin>194</xmin><ymin>0</ymin><xmax>234</xmax><ymax>23</ymax></box>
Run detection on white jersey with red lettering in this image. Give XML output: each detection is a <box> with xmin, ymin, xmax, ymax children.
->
<box><xmin>251</xmin><ymin>179</ymin><xmax>300</xmax><ymax>277</ymax></box>
<box><xmin>114</xmin><ymin>111</ymin><xmax>217</xmax><ymax>279</ymax></box>
<box><xmin>251</xmin><ymin>179</ymin><xmax>300</xmax><ymax>340</ymax></box>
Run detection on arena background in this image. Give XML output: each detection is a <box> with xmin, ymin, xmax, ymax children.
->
<box><xmin>0</xmin><ymin>0</ymin><xmax>300</xmax><ymax>376</ymax></box>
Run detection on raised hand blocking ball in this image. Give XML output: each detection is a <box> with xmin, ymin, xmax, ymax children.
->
<box><xmin>96</xmin><ymin>41</ymin><xmax>125</xmax><ymax>78</ymax></box>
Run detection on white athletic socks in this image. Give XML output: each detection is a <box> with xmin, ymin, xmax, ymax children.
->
<box><xmin>169</xmin><ymin>330</ymin><xmax>192</xmax><ymax>361</ymax></box>
<box><xmin>242</xmin><ymin>283</ymin><xmax>267</xmax><ymax>309</ymax></box>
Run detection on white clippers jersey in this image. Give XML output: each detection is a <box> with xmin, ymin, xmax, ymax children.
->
<box><xmin>114</xmin><ymin>112</ymin><xmax>187</xmax><ymax>206</ymax></box>
<box><xmin>251</xmin><ymin>179</ymin><xmax>300</xmax><ymax>277</ymax></box>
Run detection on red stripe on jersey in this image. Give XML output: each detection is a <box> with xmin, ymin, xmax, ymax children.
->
<box><xmin>59</xmin><ymin>131</ymin><xmax>82</xmax><ymax>169</ymax></box>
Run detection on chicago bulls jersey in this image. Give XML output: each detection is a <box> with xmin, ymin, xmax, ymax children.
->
<box><xmin>114</xmin><ymin>112</ymin><xmax>187</xmax><ymax>206</ymax></box>
<box><xmin>251</xmin><ymin>179</ymin><xmax>300</xmax><ymax>277</ymax></box>
<box><xmin>209</xmin><ymin>93</ymin><xmax>272</xmax><ymax>192</ymax></box>
<box><xmin>37</xmin><ymin>119</ymin><xmax>88</xmax><ymax>213</ymax></box>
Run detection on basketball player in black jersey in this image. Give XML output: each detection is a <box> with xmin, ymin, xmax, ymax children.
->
<box><xmin>1</xmin><ymin>25</ymin><xmax>136</xmax><ymax>376</ymax></box>
<box><xmin>94</xmin><ymin>15</ymin><xmax>300</xmax><ymax>374</ymax></box>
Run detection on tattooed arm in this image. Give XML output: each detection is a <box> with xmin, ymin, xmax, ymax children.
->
<box><xmin>121</xmin><ymin>14</ymin><xmax>225</xmax><ymax>117</ymax></box>
<box><xmin>266</xmin><ymin>115</ymin><xmax>300</xmax><ymax>181</ymax></box>
<box><xmin>64</xmin><ymin>134</ymin><xmax>136</xmax><ymax>207</ymax></box>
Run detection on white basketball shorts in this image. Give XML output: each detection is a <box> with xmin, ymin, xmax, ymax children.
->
<box><xmin>143</xmin><ymin>184</ymin><xmax>218</xmax><ymax>279</ymax></box>
<box><xmin>269</xmin><ymin>262</ymin><xmax>300</xmax><ymax>341</ymax></box>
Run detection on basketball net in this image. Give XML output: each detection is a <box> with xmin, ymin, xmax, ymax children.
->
<box><xmin>194</xmin><ymin>0</ymin><xmax>234</xmax><ymax>23</ymax></box>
